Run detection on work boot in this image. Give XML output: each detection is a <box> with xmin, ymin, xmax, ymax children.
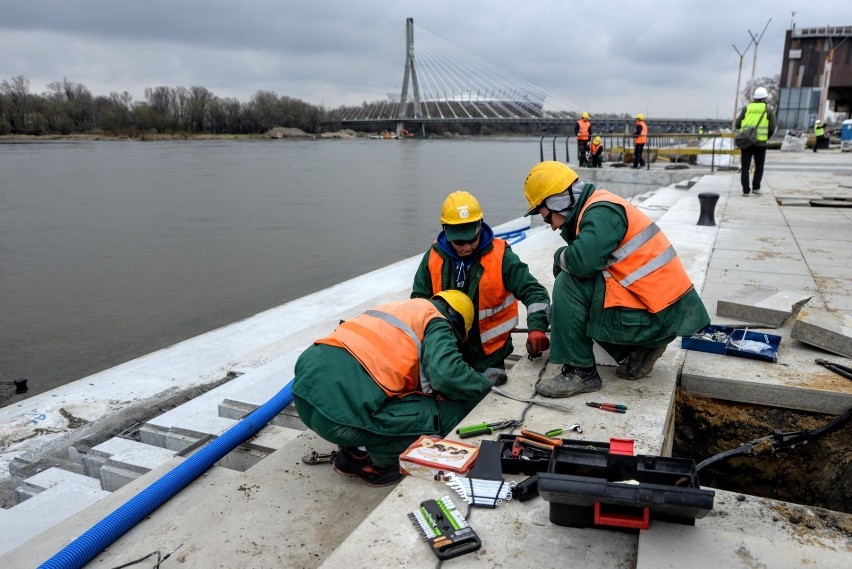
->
<box><xmin>752</xmin><ymin>188</ymin><xmax>762</xmax><ymax>195</ymax></box>
<box><xmin>536</xmin><ymin>365</ymin><xmax>602</xmax><ymax>398</ymax></box>
<box><xmin>332</xmin><ymin>447</ymin><xmax>403</xmax><ymax>487</ymax></box>
<box><xmin>616</xmin><ymin>346</ymin><xmax>667</xmax><ymax>380</ymax></box>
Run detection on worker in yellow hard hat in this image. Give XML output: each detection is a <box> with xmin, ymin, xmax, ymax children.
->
<box><xmin>589</xmin><ymin>135</ymin><xmax>603</xmax><ymax>168</ymax></box>
<box><xmin>575</xmin><ymin>112</ymin><xmax>593</xmax><ymax>167</ymax></box>
<box><xmin>632</xmin><ymin>114</ymin><xmax>647</xmax><ymax>168</ymax></box>
<box><xmin>521</xmin><ymin>161</ymin><xmax>709</xmax><ymax>398</ymax></box>
<box><xmin>293</xmin><ymin>290</ymin><xmax>496</xmax><ymax>487</ymax></box>
<box><xmin>412</xmin><ymin>190</ymin><xmax>551</xmax><ymax>379</ymax></box>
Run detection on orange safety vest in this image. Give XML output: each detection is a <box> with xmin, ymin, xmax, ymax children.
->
<box><xmin>590</xmin><ymin>141</ymin><xmax>602</xmax><ymax>155</ymax></box>
<box><xmin>635</xmin><ymin>120</ymin><xmax>648</xmax><ymax>144</ymax></box>
<box><xmin>314</xmin><ymin>299</ymin><xmax>444</xmax><ymax>396</ymax></box>
<box><xmin>428</xmin><ymin>239</ymin><xmax>519</xmax><ymax>354</ymax></box>
<box><xmin>576</xmin><ymin>119</ymin><xmax>591</xmax><ymax>141</ymax></box>
<box><xmin>577</xmin><ymin>190</ymin><xmax>693</xmax><ymax>313</ymax></box>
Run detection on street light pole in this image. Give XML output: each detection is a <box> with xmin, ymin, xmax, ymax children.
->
<box><xmin>732</xmin><ymin>41</ymin><xmax>753</xmax><ymax>132</ymax></box>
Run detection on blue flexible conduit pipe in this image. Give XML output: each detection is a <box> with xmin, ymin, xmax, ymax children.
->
<box><xmin>39</xmin><ymin>379</ymin><xmax>295</xmax><ymax>569</ymax></box>
<box><xmin>494</xmin><ymin>225</ymin><xmax>530</xmax><ymax>246</ymax></box>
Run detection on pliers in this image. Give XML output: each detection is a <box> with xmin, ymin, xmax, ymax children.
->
<box><xmin>815</xmin><ymin>358</ymin><xmax>852</xmax><ymax>381</ymax></box>
<box><xmin>456</xmin><ymin>419</ymin><xmax>521</xmax><ymax>439</ymax></box>
<box><xmin>586</xmin><ymin>402</ymin><xmax>627</xmax><ymax>413</ymax></box>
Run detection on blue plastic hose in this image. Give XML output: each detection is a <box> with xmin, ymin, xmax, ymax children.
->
<box><xmin>39</xmin><ymin>379</ymin><xmax>295</xmax><ymax>569</ymax></box>
<box><xmin>494</xmin><ymin>225</ymin><xmax>529</xmax><ymax>245</ymax></box>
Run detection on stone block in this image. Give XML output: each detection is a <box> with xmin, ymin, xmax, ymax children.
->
<box><xmin>717</xmin><ymin>287</ymin><xmax>812</xmax><ymax>326</ymax></box>
<box><xmin>791</xmin><ymin>307</ymin><xmax>852</xmax><ymax>358</ymax></box>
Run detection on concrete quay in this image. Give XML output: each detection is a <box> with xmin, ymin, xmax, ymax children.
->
<box><xmin>1</xmin><ymin>149</ymin><xmax>851</xmax><ymax>567</ymax></box>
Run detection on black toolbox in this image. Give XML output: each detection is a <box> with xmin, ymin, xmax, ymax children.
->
<box><xmin>537</xmin><ymin>438</ymin><xmax>714</xmax><ymax>530</ymax></box>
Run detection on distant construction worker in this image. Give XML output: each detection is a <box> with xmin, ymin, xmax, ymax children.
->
<box><xmin>589</xmin><ymin>136</ymin><xmax>603</xmax><ymax>168</ymax></box>
<box><xmin>735</xmin><ymin>87</ymin><xmax>775</xmax><ymax>196</ymax></box>
<box><xmin>293</xmin><ymin>291</ymin><xmax>501</xmax><ymax>487</ymax></box>
<box><xmin>813</xmin><ymin>120</ymin><xmax>825</xmax><ymax>152</ymax></box>
<box><xmin>412</xmin><ymin>191</ymin><xmax>551</xmax><ymax>377</ymax></box>
<box><xmin>521</xmin><ymin>161</ymin><xmax>709</xmax><ymax>398</ymax></box>
<box><xmin>575</xmin><ymin>112</ymin><xmax>593</xmax><ymax>167</ymax></box>
<box><xmin>632</xmin><ymin>113</ymin><xmax>648</xmax><ymax>168</ymax></box>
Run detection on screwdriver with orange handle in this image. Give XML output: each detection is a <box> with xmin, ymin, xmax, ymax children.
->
<box><xmin>586</xmin><ymin>402</ymin><xmax>627</xmax><ymax>413</ymax></box>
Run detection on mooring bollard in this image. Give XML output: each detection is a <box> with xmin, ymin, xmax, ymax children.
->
<box><xmin>697</xmin><ymin>192</ymin><xmax>719</xmax><ymax>226</ymax></box>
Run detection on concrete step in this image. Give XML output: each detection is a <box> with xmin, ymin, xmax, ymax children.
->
<box><xmin>0</xmin><ymin>481</ymin><xmax>110</xmax><ymax>557</ymax></box>
<box><xmin>14</xmin><ymin>466</ymin><xmax>102</xmax><ymax>502</ymax></box>
<box><xmin>83</xmin><ymin>437</ymin><xmax>177</xmax><ymax>492</ymax></box>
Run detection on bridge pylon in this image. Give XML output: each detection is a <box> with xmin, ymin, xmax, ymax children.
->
<box><xmin>396</xmin><ymin>18</ymin><xmax>425</xmax><ymax>137</ymax></box>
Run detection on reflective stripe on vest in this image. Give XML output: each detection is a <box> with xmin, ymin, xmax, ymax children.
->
<box><xmin>428</xmin><ymin>239</ymin><xmax>519</xmax><ymax>354</ymax></box>
<box><xmin>635</xmin><ymin>120</ymin><xmax>647</xmax><ymax>144</ymax></box>
<box><xmin>577</xmin><ymin>190</ymin><xmax>693</xmax><ymax>313</ymax></box>
<box><xmin>576</xmin><ymin>119</ymin><xmax>591</xmax><ymax>141</ymax></box>
<box><xmin>741</xmin><ymin>102</ymin><xmax>769</xmax><ymax>141</ymax></box>
<box><xmin>314</xmin><ymin>299</ymin><xmax>443</xmax><ymax>396</ymax></box>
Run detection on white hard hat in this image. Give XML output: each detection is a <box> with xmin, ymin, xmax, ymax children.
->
<box><xmin>754</xmin><ymin>87</ymin><xmax>768</xmax><ymax>100</ymax></box>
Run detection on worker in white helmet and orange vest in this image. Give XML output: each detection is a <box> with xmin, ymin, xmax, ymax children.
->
<box><xmin>412</xmin><ymin>191</ymin><xmax>551</xmax><ymax>378</ymax></box>
<box><xmin>575</xmin><ymin>112</ymin><xmax>593</xmax><ymax>167</ymax></box>
<box><xmin>522</xmin><ymin>161</ymin><xmax>709</xmax><ymax>398</ymax></box>
<box><xmin>293</xmin><ymin>290</ymin><xmax>501</xmax><ymax>487</ymax></box>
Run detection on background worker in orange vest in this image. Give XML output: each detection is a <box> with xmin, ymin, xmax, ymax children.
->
<box><xmin>293</xmin><ymin>291</ymin><xmax>501</xmax><ymax>487</ymax></box>
<box><xmin>589</xmin><ymin>136</ymin><xmax>603</xmax><ymax>168</ymax></box>
<box><xmin>632</xmin><ymin>113</ymin><xmax>648</xmax><ymax>168</ymax></box>
<box><xmin>574</xmin><ymin>112</ymin><xmax>593</xmax><ymax>167</ymax></box>
<box><xmin>412</xmin><ymin>191</ymin><xmax>551</xmax><ymax>377</ymax></box>
<box><xmin>522</xmin><ymin>161</ymin><xmax>709</xmax><ymax>398</ymax></box>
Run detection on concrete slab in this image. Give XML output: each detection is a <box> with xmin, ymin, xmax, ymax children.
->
<box><xmin>791</xmin><ymin>307</ymin><xmax>852</xmax><ymax>359</ymax></box>
<box><xmin>716</xmin><ymin>286</ymin><xmax>812</xmax><ymax>326</ymax></box>
<box><xmin>0</xmin><ymin>481</ymin><xmax>110</xmax><ymax>557</ymax></box>
<box><xmin>14</xmin><ymin>467</ymin><xmax>101</xmax><ymax>502</ymax></box>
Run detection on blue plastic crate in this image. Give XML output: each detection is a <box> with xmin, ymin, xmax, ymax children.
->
<box><xmin>682</xmin><ymin>325</ymin><xmax>780</xmax><ymax>363</ymax></box>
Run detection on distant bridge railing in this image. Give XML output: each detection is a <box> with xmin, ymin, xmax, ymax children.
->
<box><xmin>539</xmin><ymin>133</ymin><xmax>740</xmax><ymax>173</ymax></box>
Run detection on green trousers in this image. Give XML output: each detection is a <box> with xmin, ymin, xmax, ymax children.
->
<box><xmin>294</xmin><ymin>394</ymin><xmax>474</xmax><ymax>467</ymax></box>
<box><xmin>549</xmin><ymin>271</ymin><xmax>673</xmax><ymax>368</ymax></box>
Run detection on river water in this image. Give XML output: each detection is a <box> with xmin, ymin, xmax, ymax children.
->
<box><xmin>0</xmin><ymin>137</ymin><xmax>548</xmax><ymax>401</ymax></box>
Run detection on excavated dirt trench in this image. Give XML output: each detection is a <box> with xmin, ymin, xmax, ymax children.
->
<box><xmin>673</xmin><ymin>390</ymin><xmax>852</xmax><ymax>516</ymax></box>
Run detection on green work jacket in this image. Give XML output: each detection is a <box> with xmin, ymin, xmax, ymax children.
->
<box><xmin>555</xmin><ymin>184</ymin><xmax>709</xmax><ymax>345</ymax></box>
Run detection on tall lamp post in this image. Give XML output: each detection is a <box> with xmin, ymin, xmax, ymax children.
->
<box><xmin>748</xmin><ymin>19</ymin><xmax>773</xmax><ymax>87</ymax></box>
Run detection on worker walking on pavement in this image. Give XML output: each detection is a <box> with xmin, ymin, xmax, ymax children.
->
<box><xmin>522</xmin><ymin>161</ymin><xmax>709</xmax><ymax>398</ymax></box>
<box><xmin>813</xmin><ymin>120</ymin><xmax>825</xmax><ymax>152</ymax></box>
<box><xmin>632</xmin><ymin>114</ymin><xmax>648</xmax><ymax>168</ymax></box>
<box><xmin>293</xmin><ymin>291</ymin><xmax>501</xmax><ymax>487</ymax></box>
<box><xmin>735</xmin><ymin>87</ymin><xmax>776</xmax><ymax>196</ymax></box>
<box><xmin>575</xmin><ymin>112</ymin><xmax>593</xmax><ymax>167</ymax></box>
<box><xmin>412</xmin><ymin>191</ymin><xmax>551</xmax><ymax>377</ymax></box>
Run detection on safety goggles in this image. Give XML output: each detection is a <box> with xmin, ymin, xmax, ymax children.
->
<box><xmin>451</xmin><ymin>231</ymin><xmax>481</xmax><ymax>246</ymax></box>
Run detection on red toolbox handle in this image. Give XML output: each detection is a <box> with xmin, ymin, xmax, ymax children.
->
<box><xmin>609</xmin><ymin>437</ymin><xmax>635</xmax><ymax>456</ymax></box>
<box><xmin>594</xmin><ymin>502</ymin><xmax>650</xmax><ymax>530</ymax></box>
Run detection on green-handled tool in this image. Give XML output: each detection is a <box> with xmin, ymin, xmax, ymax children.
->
<box><xmin>456</xmin><ymin>419</ymin><xmax>521</xmax><ymax>439</ymax></box>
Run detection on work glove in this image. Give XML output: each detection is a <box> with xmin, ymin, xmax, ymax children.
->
<box><xmin>483</xmin><ymin>367</ymin><xmax>508</xmax><ymax>387</ymax></box>
<box><xmin>526</xmin><ymin>330</ymin><xmax>550</xmax><ymax>358</ymax></box>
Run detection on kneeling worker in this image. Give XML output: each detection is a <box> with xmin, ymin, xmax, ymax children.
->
<box><xmin>522</xmin><ymin>161</ymin><xmax>709</xmax><ymax>398</ymax></box>
<box><xmin>292</xmin><ymin>291</ymin><xmax>501</xmax><ymax>486</ymax></box>
<box><xmin>412</xmin><ymin>190</ymin><xmax>551</xmax><ymax>375</ymax></box>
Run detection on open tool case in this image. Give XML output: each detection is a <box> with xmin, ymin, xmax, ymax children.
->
<box><xmin>681</xmin><ymin>324</ymin><xmax>781</xmax><ymax>362</ymax></box>
<box><xmin>537</xmin><ymin>438</ymin><xmax>715</xmax><ymax>530</ymax></box>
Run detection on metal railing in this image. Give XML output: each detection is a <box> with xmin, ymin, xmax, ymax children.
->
<box><xmin>538</xmin><ymin>133</ymin><xmax>738</xmax><ymax>173</ymax></box>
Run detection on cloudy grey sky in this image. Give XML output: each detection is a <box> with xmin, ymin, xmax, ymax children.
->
<box><xmin>1</xmin><ymin>1</ymin><xmax>846</xmax><ymax>119</ymax></box>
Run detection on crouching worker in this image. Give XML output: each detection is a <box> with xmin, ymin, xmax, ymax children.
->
<box><xmin>292</xmin><ymin>291</ymin><xmax>502</xmax><ymax>486</ymax></box>
<box><xmin>522</xmin><ymin>161</ymin><xmax>709</xmax><ymax>398</ymax></box>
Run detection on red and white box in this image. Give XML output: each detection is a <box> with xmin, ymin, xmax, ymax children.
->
<box><xmin>399</xmin><ymin>435</ymin><xmax>479</xmax><ymax>481</ymax></box>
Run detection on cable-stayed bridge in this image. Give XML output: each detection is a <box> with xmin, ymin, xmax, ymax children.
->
<box><xmin>337</xmin><ymin>19</ymin><xmax>728</xmax><ymax>135</ymax></box>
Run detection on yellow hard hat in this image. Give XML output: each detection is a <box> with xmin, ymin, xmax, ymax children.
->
<box><xmin>523</xmin><ymin>161</ymin><xmax>579</xmax><ymax>216</ymax></box>
<box><xmin>440</xmin><ymin>190</ymin><xmax>483</xmax><ymax>225</ymax></box>
<box><xmin>581</xmin><ymin>112</ymin><xmax>589</xmax><ymax>119</ymax></box>
<box><xmin>432</xmin><ymin>290</ymin><xmax>474</xmax><ymax>339</ymax></box>
<box><xmin>635</xmin><ymin>113</ymin><xmax>645</xmax><ymax>121</ymax></box>
<box><xmin>593</xmin><ymin>136</ymin><xmax>601</xmax><ymax>144</ymax></box>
